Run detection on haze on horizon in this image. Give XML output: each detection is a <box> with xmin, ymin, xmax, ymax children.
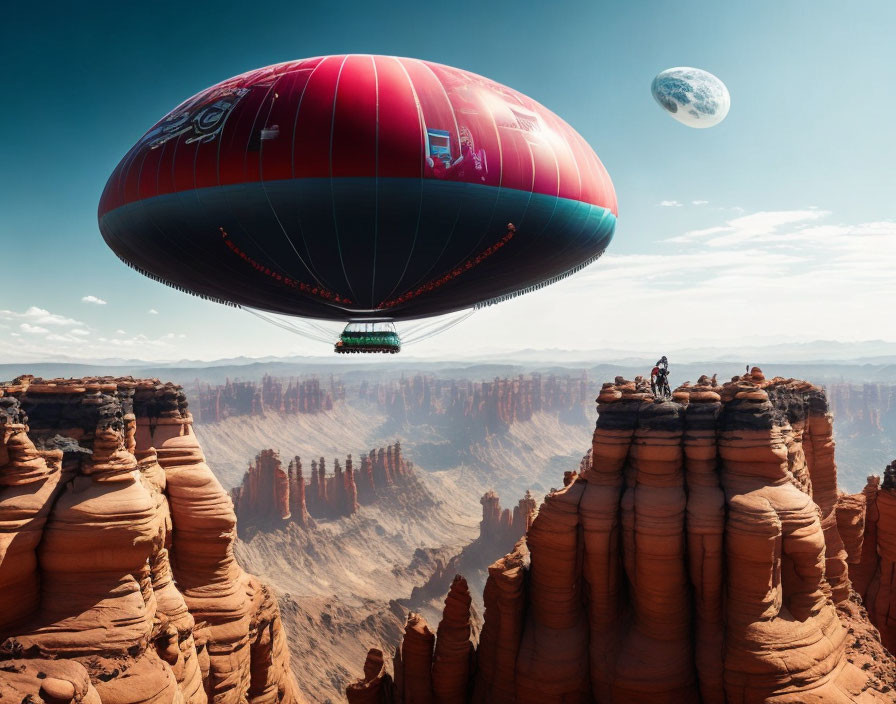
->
<box><xmin>2</xmin><ymin>1</ymin><xmax>894</xmax><ymax>363</ymax></box>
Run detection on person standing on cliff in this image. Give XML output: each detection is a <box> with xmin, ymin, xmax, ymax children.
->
<box><xmin>654</xmin><ymin>356</ymin><xmax>670</xmax><ymax>399</ymax></box>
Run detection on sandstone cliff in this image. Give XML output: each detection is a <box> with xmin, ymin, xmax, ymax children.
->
<box><xmin>828</xmin><ymin>384</ymin><xmax>896</xmax><ymax>437</ymax></box>
<box><xmin>193</xmin><ymin>375</ymin><xmax>340</xmax><ymax>423</ymax></box>
<box><xmin>359</xmin><ymin>373</ymin><xmax>592</xmax><ymax>435</ymax></box>
<box><xmin>348</xmin><ymin>370</ymin><xmax>896</xmax><ymax>703</ymax></box>
<box><xmin>852</xmin><ymin>461</ymin><xmax>896</xmax><ymax>655</ymax></box>
<box><xmin>231</xmin><ymin>443</ymin><xmax>416</xmax><ymax>532</ymax></box>
<box><xmin>0</xmin><ymin>375</ymin><xmax>306</xmax><ymax>704</ymax></box>
<box><xmin>403</xmin><ymin>490</ymin><xmax>536</xmax><ymax>615</ymax></box>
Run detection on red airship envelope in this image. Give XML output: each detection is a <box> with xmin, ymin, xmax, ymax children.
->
<box><xmin>99</xmin><ymin>55</ymin><xmax>617</xmax><ymax>324</ymax></box>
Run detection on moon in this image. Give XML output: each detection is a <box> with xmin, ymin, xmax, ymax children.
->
<box><xmin>651</xmin><ymin>67</ymin><xmax>730</xmax><ymax>128</ymax></box>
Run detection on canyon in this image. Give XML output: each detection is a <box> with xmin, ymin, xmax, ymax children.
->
<box><xmin>225</xmin><ymin>440</ymin><xmax>533</xmax><ymax>703</ymax></box>
<box><xmin>3</xmin><ymin>365</ymin><xmax>895</xmax><ymax>704</ymax></box>
<box><xmin>347</xmin><ymin>370</ymin><xmax>896</xmax><ymax>702</ymax></box>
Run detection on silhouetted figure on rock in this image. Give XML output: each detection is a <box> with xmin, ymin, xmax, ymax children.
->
<box><xmin>652</xmin><ymin>356</ymin><xmax>671</xmax><ymax>399</ymax></box>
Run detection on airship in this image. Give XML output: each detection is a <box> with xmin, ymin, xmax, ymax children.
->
<box><xmin>98</xmin><ymin>55</ymin><xmax>617</xmax><ymax>353</ymax></box>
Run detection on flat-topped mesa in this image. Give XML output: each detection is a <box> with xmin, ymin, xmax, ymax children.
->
<box><xmin>193</xmin><ymin>374</ymin><xmax>339</xmax><ymax>423</ymax></box>
<box><xmin>350</xmin><ymin>369</ymin><xmax>896</xmax><ymax>703</ymax></box>
<box><xmin>0</xmin><ymin>375</ymin><xmax>306</xmax><ymax>704</ymax></box>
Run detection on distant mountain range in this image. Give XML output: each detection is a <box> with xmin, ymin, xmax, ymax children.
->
<box><xmin>3</xmin><ymin>339</ymin><xmax>896</xmax><ymax>385</ymax></box>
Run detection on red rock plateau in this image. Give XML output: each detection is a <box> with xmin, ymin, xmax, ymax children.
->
<box><xmin>348</xmin><ymin>370</ymin><xmax>896</xmax><ymax>703</ymax></box>
<box><xmin>359</xmin><ymin>373</ymin><xmax>592</xmax><ymax>434</ymax></box>
<box><xmin>231</xmin><ymin>443</ymin><xmax>416</xmax><ymax>531</ymax></box>
<box><xmin>193</xmin><ymin>375</ymin><xmax>342</xmax><ymax>423</ymax></box>
<box><xmin>0</xmin><ymin>375</ymin><xmax>306</xmax><ymax>704</ymax></box>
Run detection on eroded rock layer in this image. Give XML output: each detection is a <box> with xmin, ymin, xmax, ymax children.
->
<box><xmin>232</xmin><ymin>443</ymin><xmax>415</xmax><ymax>531</ymax></box>
<box><xmin>0</xmin><ymin>375</ymin><xmax>306</xmax><ymax>704</ymax></box>
<box><xmin>193</xmin><ymin>375</ymin><xmax>341</xmax><ymax>423</ymax></box>
<box><xmin>854</xmin><ymin>462</ymin><xmax>896</xmax><ymax>654</ymax></box>
<box><xmin>359</xmin><ymin>373</ymin><xmax>592</xmax><ymax>435</ymax></box>
<box><xmin>349</xmin><ymin>371</ymin><xmax>896</xmax><ymax>703</ymax></box>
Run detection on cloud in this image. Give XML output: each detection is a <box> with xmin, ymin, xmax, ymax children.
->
<box><xmin>692</xmin><ymin>200</ymin><xmax>709</xmax><ymax>206</ymax></box>
<box><xmin>667</xmin><ymin>209</ymin><xmax>831</xmax><ymax>247</ymax></box>
<box><xmin>81</xmin><ymin>295</ymin><xmax>107</xmax><ymax>305</ymax></box>
<box><xmin>0</xmin><ymin>306</ymin><xmax>82</xmax><ymax>328</ymax></box>
<box><xmin>658</xmin><ymin>200</ymin><xmax>683</xmax><ymax>207</ymax></box>
<box><xmin>412</xmin><ymin>207</ymin><xmax>896</xmax><ymax>355</ymax></box>
<box><xmin>148</xmin><ymin>309</ymin><xmax>159</xmax><ymax>315</ymax></box>
<box><xmin>20</xmin><ymin>323</ymin><xmax>49</xmax><ymax>334</ymax></box>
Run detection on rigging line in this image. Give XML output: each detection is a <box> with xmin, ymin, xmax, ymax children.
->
<box><xmin>246</xmin><ymin>307</ymin><xmax>335</xmax><ymax>338</ymax></box>
<box><xmin>397</xmin><ymin>311</ymin><xmax>463</xmax><ymax>339</ymax></box>
<box><xmin>249</xmin><ymin>307</ymin><xmax>341</xmax><ymax>341</ymax></box>
<box><xmin>402</xmin><ymin>309</ymin><xmax>475</xmax><ymax>345</ymax></box>
<box><xmin>400</xmin><ymin>312</ymin><xmax>462</xmax><ymax>338</ymax></box>
<box><xmin>243</xmin><ymin>307</ymin><xmax>336</xmax><ymax>344</ymax></box>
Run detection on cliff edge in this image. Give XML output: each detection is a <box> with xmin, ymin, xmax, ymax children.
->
<box><xmin>348</xmin><ymin>370</ymin><xmax>896</xmax><ymax>703</ymax></box>
<box><xmin>0</xmin><ymin>376</ymin><xmax>306</xmax><ymax>704</ymax></box>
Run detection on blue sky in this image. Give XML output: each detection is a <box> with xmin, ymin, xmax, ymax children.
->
<box><xmin>2</xmin><ymin>1</ymin><xmax>895</xmax><ymax>361</ymax></box>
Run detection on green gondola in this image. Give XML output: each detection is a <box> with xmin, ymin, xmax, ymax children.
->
<box><xmin>335</xmin><ymin>322</ymin><xmax>401</xmax><ymax>354</ymax></box>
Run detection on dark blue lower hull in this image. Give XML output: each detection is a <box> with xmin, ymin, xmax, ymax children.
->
<box><xmin>99</xmin><ymin>178</ymin><xmax>616</xmax><ymax>321</ymax></box>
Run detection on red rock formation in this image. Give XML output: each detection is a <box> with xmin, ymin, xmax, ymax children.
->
<box><xmin>194</xmin><ymin>375</ymin><xmax>340</xmax><ymax>423</ymax></box>
<box><xmin>0</xmin><ymin>376</ymin><xmax>307</xmax><ymax>704</ymax></box>
<box><xmin>233</xmin><ymin>450</ymin><xmax>292</xmax><ymax>524</ymax></box>
<box><xmin>828</xmin><ymin>383</ymin><xmax>896</xmax><ymax>436</ymax></box>
<box><xmin>431</xmin><ymin>576</ymin><xmax>475</xmax><ymax>704</ymax></box>
<box><xmin>288</xmin><ymin>457</ymin><xmax>312</xmax><ymax>527</ymax></box>
<box><xmin>479</xmin><ymin>490</ymin><xmax>536</xmax><ymax>547</ymax></box>
<box><xmin>406</xmin><ymin>490</ymin><xmax>536</xmax><ymax>612</ymax></box>
<box><xmin>854</xmin><ymin>461</ymin><xmax>896</xmax><ymax>653</ymax></box>
<box><xmin>360</xmin><ymin>373</ymin><xmax>593</xmax><ymax>435</ymax></box>
<box><xmin>346</xmin><ymin>648</ymin><xmax>394</xmax><ymax>703</ymax></box>
<box><xmin>234</xmin><ymin>443</ymin><xmax>413</xmax><ymax>531</ymax></box>
<box><xmin>351</xmin><ymin>372</ymin><xmax>896</xmax><ymax>702</ymax></box>
<box><xmin>395</xmin><ymin>613</ymin><xmax>436</xmax><ymax>703</ymax></box>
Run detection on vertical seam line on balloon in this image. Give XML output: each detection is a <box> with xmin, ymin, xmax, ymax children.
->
<box><xmin>509</xmin><ymin>108</ymin><xmax>581</xmax><ymax>267</ymax></box>
<box><xmin>286</xmin><ymin>58</ymin><xmax>334</xmax><ymax>291</ymax></box>
<box><xmin>258</xmin><ymin>73</ymin><xmax>323</xmax><ymax>285</ymax></box>
<box><xmin>398</xmin><ymin>59</ymin><xmax>470</xmax><ymax>294</ymax></box>
<box><xmin>439</xmin><ymin>73</ymin><xmax>505</xmax><ymax>275</ymax></box>
<box><xmin>379</xmin><ymin>56</ymin><xmax>427</xmax><ymax>305</ymax></box>
<box><xmin>371</xmin><ymin>54</ymin><xmax>380</xmax><ymax>306</ymax></box>
<box><xmin>216</xmin><ymin>77</ymin><xmax>290</xmax><ymax>277</ymax></box>
<box><xmin>329</xmin><ymin>55</ymin><xmax>358</xmax><ymax>302</ymax></box>
<box><xmin>154</xmin><ymin>136</ymin><xmax>167</xmax><ymax>201</ymax></box>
